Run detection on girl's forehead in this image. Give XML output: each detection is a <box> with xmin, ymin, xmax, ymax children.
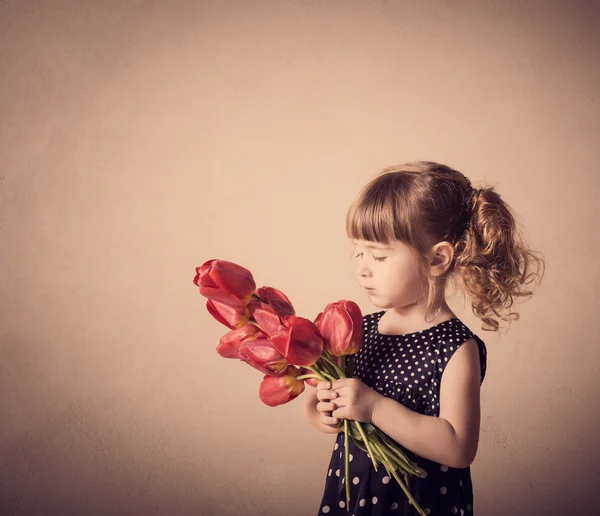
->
<box><xmin>350</xmin><ymin>238</ymin><xmax>399</xmax><ymax>250</ymax></box>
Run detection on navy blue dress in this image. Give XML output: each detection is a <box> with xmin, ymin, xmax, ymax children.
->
<box><xmin>316</xmin><ymin>310</ymin><xmax>487</xmax><ymax>515</ymax></box>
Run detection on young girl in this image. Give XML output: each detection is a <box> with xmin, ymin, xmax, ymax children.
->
<box><xmin>303</xmin><ymin>161</ymin><xmax>545</xmax><ymax>515</ymax></box>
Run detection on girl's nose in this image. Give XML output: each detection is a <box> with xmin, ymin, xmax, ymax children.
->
<box><xmin>356</xmin><ymin>263</ymin><xmax>371</xmax><ymax>277</ymax></box>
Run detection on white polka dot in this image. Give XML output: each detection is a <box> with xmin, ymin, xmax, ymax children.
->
<box><xmin>382</xmin><ymin>475</ymin><xmax>390</xmax><ymax>484</ymax></box>
<box><xmin>353</xmin><ymin>477</ymin><xmax>360</xmax><ymax>485</ymax></box>
<box><xmin>359</xmin><ymin>499</ymin><xmax>366</xmax><ymax>507</ymax></box>
<box><xmin>321</xmin><ymin>506</ymin><xmax>330</xmax><ymax>513</ymax></box>
<box><xmin>441</xmin><ymin>465</ymin><xmax>449</xmax><ymax>472</ymax></box>
<box><xmin>461</xmin><ymin>510</ymin><xmax>465</xmax><ymax>515</ymax></box>
<box><xmin>440</xmin><ymin>486</ymin><xmax>448</xmax><ymax>494</ymax></box>
<box><xmin>425</xmin><ymin>509</ymin><xmax>431</xmax><ymax>515</ymax></box>
<box><xmin>391</xmin><ymin>502</ymin><xmax>398</xmax><ymax>510</ymax></box>
<box><xmin>339</xmin><ymin>501</ymin><xmax>345</xmax><ymax>508</ymax></box>
<box><xmin>328</xmin><ymin>468</ymin><xmax>332</xmax><ymax>476</ymax></box>
<box><xmin>372</xmin><ymin>496</ymin><xmax>378</xmax><ymax>504</ymax></box>
<box><xmin>335</xmin><ymin>469</ymin><xmax>340</xmax><ymax>477</ymax></box>
<box><xmin>349</xmin><ymin>454</ymin><xmax>353</xmax><ymax>462</ymax></box>
<box><xmin>452</xmin><ymin>507</ymin><xmax>458</xmax><ymax>514</ymax></box>
<box><xmin>467</xmin><ymin>503</ymin><xmax>472</xmax><ymax>511</ymax></box>
<box><xmin>334</xmin><ymin>443</ymin><xmax>339</xmax><ymax>450</ymax></box>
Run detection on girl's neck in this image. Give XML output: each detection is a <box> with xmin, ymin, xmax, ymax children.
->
<box><xmin>379</xmin><ymin>301</ymin><xmax>457</xmax><ymax>336</ymax></box>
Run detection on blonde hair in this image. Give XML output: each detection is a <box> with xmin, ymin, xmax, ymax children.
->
<box><xmin>346</xmin><ymin>161</ymin><xmax>545</xmax><ymax>333</ymax></box>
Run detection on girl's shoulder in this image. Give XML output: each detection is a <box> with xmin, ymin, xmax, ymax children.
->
<box><xmin>437</xmin><ymin>319</ymin><xmax>488</xmax><ymax>385</ymax></box>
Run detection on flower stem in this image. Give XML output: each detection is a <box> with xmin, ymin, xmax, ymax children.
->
<box><xmin>377</xmin><ymin>431</ymin><xmax>427</xmax><ymax>477</ymax></box>
<box><xmin>351</xmin><ymin>421</ymin><xmax>378</xmax><ymax>472</ymax></box>
<box><xmin>320</xmin><ymin>351</ymin><xmax>345</xmax><ymax>377</ymax></box>
<box><xmin>317</xmin><ymin>357</ymin><xmax>339</xmax><ymax>379</ymax></box>
<box><xmin>343</xmin><ymin>419</ymin><xmax>350</xmax><ymax>512</ymax></box>
<box><xmin>296</xmin><ymin>373</ymin><xmax>321</xmax><ymax>381</ymax></box>
<box><xmin>371</xmin><ymin>441</ymin><xmax>426</xmax><ymax>516</ymax></box>
<box><xmin>320</xmin><ymin>371</ymin><xmax>337</xmax><ymax>382</ymax></box>
<box><xmin>298</xmin><ymin>366</ymin><xmax>329</xmax><ymax>383</ymax></box>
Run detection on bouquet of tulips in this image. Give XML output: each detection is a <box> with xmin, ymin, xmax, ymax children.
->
<box><xmin>193</xmin><ymin>259</ymin><xmax>428</xmax><ymax>515</ymax></box>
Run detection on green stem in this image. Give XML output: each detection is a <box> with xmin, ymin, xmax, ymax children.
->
<box><xmin>320</xmin><ymin>352</ymin><xmax>345</xmax><ymax>377</ymax></box>
<box><xmin>320</xmin><ymin>370</ymin><xmax>337</xmax><ymax>382</ymax></box>
<box><xmin>371</xmin><ymin>441</ymin><xmax>426</xmax><ymax>516</ymax></box>
<box><xmin>343</xmin><ymin>419</ymin><xmax>350</xmax><ymax>512</ymax></box>
<box><xmin>377</xmin><ymin>431</ymin><xmax>427</xmax><ymax>477</ymax></box>
<box><xmin>317</xmin><ymin>357</ymin><xmax>339</xmax><ymax>379</ymax></box>
<box><xmin>298</xmin><ymin>365</ymin><xmax>327</xmax><ymax>382</ymax></box>
<box><xmin>351</xmin><ymin>421</ymin><xmax>378</xmax><ymax>472</ymax></box>
<box><xmin>296</xmin><ymin>374</ymin><xmax>321</xmax><ymax>381</ymax></box>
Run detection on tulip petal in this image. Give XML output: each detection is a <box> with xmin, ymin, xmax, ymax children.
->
<box><xmin>258</xmin><ymin>366</ymin><xmax>305</xmax><ymax>406</ymax></box>
<box><xmin>195</xmin><ymin>259</ymin><xmax>256</xmax><ymax>308</ymax></box>
<box><xmin>271</xmin><ymin>316</ymin><xmax>323</xmax><ymax>367</ymax></box>
<box><xmin>207</xmin><ymin>299</ymin><xmax>252</xmax><ymax>330</ymax></box>
<box><xmin>217</xmin><ymin>322</ymin><xmax>263</xmax><ymax>359</ymax></box>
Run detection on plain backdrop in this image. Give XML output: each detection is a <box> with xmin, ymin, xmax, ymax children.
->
<box><xmin>1</xmin><ymin>1</ymin><xmax>599</xmax><ymax>515</ymax></box>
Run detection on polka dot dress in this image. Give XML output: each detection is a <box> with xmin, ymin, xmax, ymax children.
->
<box><xmin>317</xmin><ymin>310</ymin><xmax>487</xmax><ymax>515</ymax></box>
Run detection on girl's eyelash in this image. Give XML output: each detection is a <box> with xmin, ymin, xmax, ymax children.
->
<box><xmin>354</xmin><ymin>252</ymin><xmax>387</xmax><ymax>262</ymax></box>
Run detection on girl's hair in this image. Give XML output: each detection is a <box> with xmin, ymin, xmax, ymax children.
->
<box><xmin>346</xmin><ymin>161</ymin><xmax>545</xmax><ymax>333</ymax></box>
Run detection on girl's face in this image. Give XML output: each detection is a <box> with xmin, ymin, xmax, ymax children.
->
<box><xmin>351</xmin><ymin>238</ymin><xmax>428</xmax><ymax>309</ymax></box>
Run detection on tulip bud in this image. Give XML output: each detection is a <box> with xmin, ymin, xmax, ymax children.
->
<box><xmin>206</xmin><ymin>299</ymin><xmax>252</xmax><ymax>329</ymax></box>
<box><xmin>258</xmin><ymin>366</ymin><xmax>305</xmax><ymax>407</ymax></box>
<box><xmin>248</xmin><ymin>286</ymin><xmax>296</xmax><ymax>337</ymax></box>
<box><xmin>254</xmin><ymin>286</ymin><xmax>295</xmax><ymax>316</ymax></box>
<box><xmin>194</xmin><ymin>259</ymin><xmax>256</xmax><ymax>308</ymax></box>
<box><xmin>237</xmin><ymin>338</ymin><xmax>289</xmax><ymax>376</ymax></box>
<box><xmin>270</xmin><ymin>315</ymin><xmax>324</xmax><ymax>367</ymax></box>
<box><xmin>314</xmin><ymin>300</ymin><xmax>363</xmax><ymax>357</ymax></box>
<box><xmin>217</xmin><ymin>322</ymin><xmax>262</xmax><ymax>359</ymax></box>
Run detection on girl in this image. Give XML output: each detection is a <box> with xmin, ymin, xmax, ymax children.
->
<box><xmin>303</xmin><ymin>161</ymin><xmax>545</xmax><ymax>515</ymax></box>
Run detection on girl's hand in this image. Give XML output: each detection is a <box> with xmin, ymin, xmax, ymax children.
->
<box><xmin>327</xmin><ymin>377</ymin><xmax>383</xmax><ymax>424</ymax></box>
<box><xmin>316</xmin><ymin>380</ymin><xmax>343</xmax><ymax>428</ymax></box>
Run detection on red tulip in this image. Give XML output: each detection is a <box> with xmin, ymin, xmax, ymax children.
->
<box><xmin>237</xmin><ymin>338</ymin><xmax>289</xmax><ymax>376</ymax></box>
<box><xmin>270</xmin><ymin>315</ymin><xmax>324</xmax><ymax>367</ymax></box>
<box><xmin>254</xmin><ymin>286</ymin><xmax>295</xmax><ymax>316</ymax></box>
<box><xmin>206</xmin><ymin>298</ymin><xmax>252</xmax><ymax>329</ymax></box>
<box><xmin>258</xmin><ymin>365</ymin><xmax>305</xmax><ymax>407</ymax></box>
<box><xmin>298</xmin><ymin>366</ymin><xmax>320</xmax><ymax>387</ymax></box>
<box><xmin>194</xmin><ymin>259</ymin><xmax>256</xmax><ymax>308</ymax></box>
<box><xmin>314</xmin><ymin>300</ymin><xmax>363</xmax><ymax>357</ymax></box>
<box><xmin>216</xmin><ymin>322</ymin><xmax>263</xmax><ymax>359</ymax></box>
<box><xmin>249</xmin><ymin>286</ymin><xmax>296</xmax><ymax>337</ymax></box>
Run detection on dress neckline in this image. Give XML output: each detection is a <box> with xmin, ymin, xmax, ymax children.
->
<box><xmin>374</xmin><ymin>310</ymin><xmax>461</xmax><ymax>338</ymax></box>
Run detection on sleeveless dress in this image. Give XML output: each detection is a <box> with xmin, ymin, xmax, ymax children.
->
<box><xmin>316</xmin><ymin>310</ymin><xmax>487</xmax><ymax>516</ymax></box>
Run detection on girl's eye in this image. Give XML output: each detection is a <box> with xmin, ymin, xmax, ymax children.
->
<box><xmin>354</xmin><ymin>252</ymin><xmax>386</xmax><ymax>262</ymax></box>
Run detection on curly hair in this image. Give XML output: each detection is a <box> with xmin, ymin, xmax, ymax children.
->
<box><xmin>345</xmin><ymin>160</ymin><xmax>546</xmax><ymax>333</ymax></box>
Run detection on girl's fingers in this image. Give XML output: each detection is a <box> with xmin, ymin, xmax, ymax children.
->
<box><xmin>317</xmin><ymin>401</ymin><xmax>336</xmax><ymax>413</ymax></box>
<box><xmin>317</xmin><ymin>389</ymin><xmax>337</xmax><ymax>401</ymax></box>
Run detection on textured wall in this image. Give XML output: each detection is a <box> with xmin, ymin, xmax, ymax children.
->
<box><xmin>1</xmin><ymin>1</ymin><xmax>598</xmax><ymax>515</ymax></box>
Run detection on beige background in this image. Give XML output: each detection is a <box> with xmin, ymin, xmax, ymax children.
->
<box><xmin>1</xmin><ymin>1</ymin><xmax>598</xmax><ymax>515</ymax></box>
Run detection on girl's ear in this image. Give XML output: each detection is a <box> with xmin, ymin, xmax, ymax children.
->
<box><xmin>429</xmin><ymin>241</ymin><xmax>454</xmax><ymax>276</ymax></box>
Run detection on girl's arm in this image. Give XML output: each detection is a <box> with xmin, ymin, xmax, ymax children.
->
<box><xmin>370</xmin><ymin>338</ymin><xmax>481</xmax><ymax>469</ymax></box>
